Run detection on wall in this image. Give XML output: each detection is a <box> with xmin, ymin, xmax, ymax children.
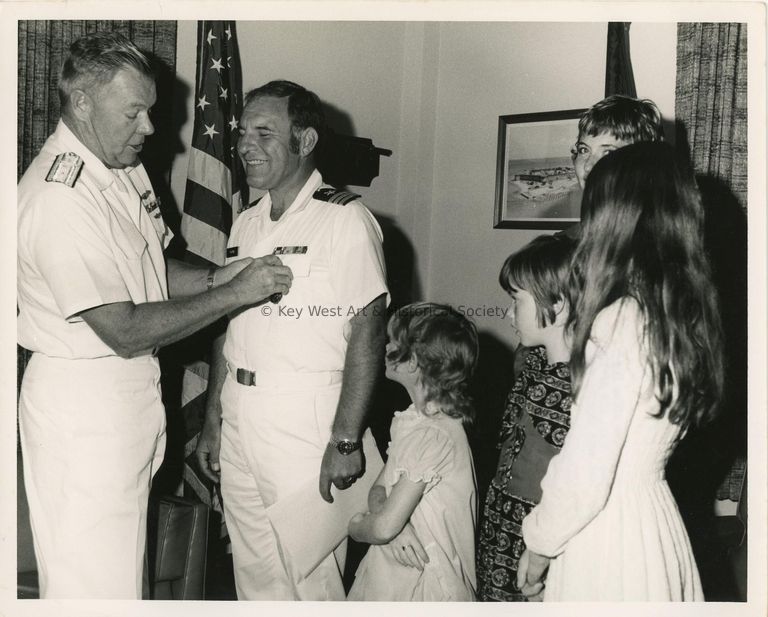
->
<box><xmin>426</xmin><ymin>21</ymin><xmax>677</xmax><ymax>347</ymax></box>
<box><xmin>170</xmin><ymin>20</ymin><xmax>677</xmax><ymax>347</ymax></box>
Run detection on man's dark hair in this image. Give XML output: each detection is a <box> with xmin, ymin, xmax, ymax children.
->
<box><xmin>244</xmin><ymin>80</ymin><xmax>326</xmax><ymax>153</ymax></box>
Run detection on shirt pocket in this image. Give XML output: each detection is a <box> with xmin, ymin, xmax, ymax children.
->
<box><xmin>275</xmin><ymin>251</ymin><xmax>311</xmax><ymax>278</ymax></box>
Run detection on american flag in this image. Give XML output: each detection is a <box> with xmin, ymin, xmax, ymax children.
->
<box><xmin>178</xmin><ymin>21</ymin><xmax>245</xmax><ymax>557</ymax></box>
<box><xmin>181</xmin><ymin>21</ymin><xmax>246</xmax><ymax>266</ymax></box>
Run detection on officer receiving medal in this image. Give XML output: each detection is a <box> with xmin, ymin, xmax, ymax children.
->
<box><xmin>195</xmin><ymin>79</ymin><xmax>389</xmax><ymax>600</ymax></box>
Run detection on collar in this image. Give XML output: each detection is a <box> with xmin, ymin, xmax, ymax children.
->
<box><xmin>256</xmin><ymin>169</ymin><xmax>324</xmax><ymax>220</ymax></box>
<box><xmin>50</xmin><ymin>120</ymin><xmax>125</xmax><ymax>192</ymax></box>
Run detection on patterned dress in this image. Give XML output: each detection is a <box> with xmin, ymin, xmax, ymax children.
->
<box><xmin>476</xmin><ymin>346</ymin><xmax>572</xmax><ymax>601</ymax></box>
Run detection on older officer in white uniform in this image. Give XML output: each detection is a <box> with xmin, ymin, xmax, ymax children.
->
<box><xmin>196</xmin><ymin>80</ymin><xmax>388</xmax><ymax>600</ymax></box>
<box><xmin>17</xmin><ymin>33</ymin><xmax>293</xmax><ymax>599</ymax></box>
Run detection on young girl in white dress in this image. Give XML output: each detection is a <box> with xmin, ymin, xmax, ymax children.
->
<box><xmin>517</xmin><ymin>141</ymin><xmax>724</xmax><ymax>601</ymax></box>
<box><xmin>347</xmin><ymin>302</ymin><xmax>479</xmax><ymax>601</ymax></box>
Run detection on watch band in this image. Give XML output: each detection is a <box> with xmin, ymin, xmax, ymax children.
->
<box><xmin>329</xmin><ymin>436</ymin><xmax>362</xmax><ymax>455</ymax></box>
<box><xmin>206</xmin><ymin>266</ymin><xmax>217</xmax><ymax>290</ymax></box>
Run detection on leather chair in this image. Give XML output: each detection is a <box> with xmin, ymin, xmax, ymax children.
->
<box><xmin>147</xmin><ymin>495</ymin><xmax>209</xmax><ymax>600</ymax></box>
<box><xmin>16</xmin><ymin>450</ymin><xmax>39</xmax><ymax>599</ymax></box>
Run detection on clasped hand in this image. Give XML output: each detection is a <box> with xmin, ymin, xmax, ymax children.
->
<box><xmin>516</xmin><ymin>548</ymin><xmax>550</xmax><ymax>601</ymax></box>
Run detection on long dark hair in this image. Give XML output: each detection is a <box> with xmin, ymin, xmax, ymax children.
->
<box><xmin>567</xmin><ymin>141</ymin><xmax>723</xmax><ymax>430</ymax></box>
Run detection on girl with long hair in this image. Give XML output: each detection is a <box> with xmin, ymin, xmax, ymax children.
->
<box><xmin>517</xmin><ymin>141</ymin><xmax>724</xmax><ymax>601</ymax></box>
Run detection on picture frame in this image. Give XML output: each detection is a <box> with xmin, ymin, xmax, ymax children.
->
<box><xmin>494</xmin><ymin>108</ymin><xmax>586</xmax><ymax>229</ymax></box>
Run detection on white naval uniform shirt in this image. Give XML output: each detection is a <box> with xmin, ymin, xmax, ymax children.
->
<box><xmin>223</xmin><ymin>169</ymin><xmax>389</xmax><ymax>374</ymax></box>
<box><xmin>17</xmin><ymin>120</ymin><xmax>172</xmax><ymax>359</ymax></box>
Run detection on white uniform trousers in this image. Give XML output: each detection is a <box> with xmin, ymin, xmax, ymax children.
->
<box><xmin>18</xmin><ymin>354</ymin><xmax>166</xmax><ymax>599</ymax></box>
<box><xmin>219</xmin><ymin>371</ymin><xmax>348</xmax><ymax>600</ymax></box>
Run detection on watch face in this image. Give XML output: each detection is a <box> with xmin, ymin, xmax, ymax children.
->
<box><xmin>336</xmin><ymin>440</ymin><xmax>361</xmax><ymax>455</ymax></box>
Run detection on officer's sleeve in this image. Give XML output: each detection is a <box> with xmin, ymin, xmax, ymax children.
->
<box><xmin>25</xmin><ymin>188</ymin><xmax>132</xmax><ymax>321</ymax></box>
<box><xmin>329</xmin><ymin>202</ymin><xmax>390</xmax><ymax>314</ymax></box>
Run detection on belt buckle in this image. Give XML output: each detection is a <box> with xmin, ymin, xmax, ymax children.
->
<box><xmin>236</xmin><ymin>368</ymin><xmax>256</xmax><ymax>386</ymax></box>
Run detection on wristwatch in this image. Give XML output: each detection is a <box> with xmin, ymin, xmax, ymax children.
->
<box><xmin>329</xmin><ymin>436</ymin><xmax>362</xmax><ymax>455</ymax></box>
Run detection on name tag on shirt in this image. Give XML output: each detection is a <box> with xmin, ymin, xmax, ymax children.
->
<box><xmin>273</xmin><ymin>246</ymin><xmax>310</xmax><ymax>277</ymax></box>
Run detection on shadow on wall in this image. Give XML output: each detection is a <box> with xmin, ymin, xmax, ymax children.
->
<box><xmin>666</xmin><ymin>122</ymin><xmax>748</xmax><ymax>601</ymax></box>
<box><xmin>469</xmin><ymin>332</ymin><xmax>516</xmax><ymax>503</ymax></box>
<box><xmin>142</xmin><ymin>54</ymin><xmax>191</xmax><ymax>259</ymax></box>
<box><xmin>365</xmin><ymin>213</ymin><xmax>422</xmax><ymax>455</ymax></box>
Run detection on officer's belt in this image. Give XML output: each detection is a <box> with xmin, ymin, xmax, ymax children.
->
<box><xmin>227</xmin><ymin>363</ymin><xmax>343</xmax><ymax>387</ymax></box>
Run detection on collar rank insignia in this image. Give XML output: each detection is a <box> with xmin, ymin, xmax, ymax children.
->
<box><xmin>239</xmin><ymin>195</ymin><xmax>263</xmax><ymax>214</ymax></box>
<box><xmin>227</xmin><ymin>247</ymin><xmax>239</xmax><ymax>258</ymax></box>
<box><xmin>45</xmin><ymin>152</ymin><xmax>83</xmax><ymax>187</ymax></box>
<box><xmin>313</xmin><ymin>187</ymin><xmax>360</xmax><ymax>205</ymax></box>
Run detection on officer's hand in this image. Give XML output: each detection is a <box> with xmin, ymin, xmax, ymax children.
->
<box><xmin>228</xmin><ymin>255</ymin><xmax>293</xmax><ymax>305</ymax></box>
<box><xmin>214</xmin><ymin>257</ymin><xmax>253</xmax><ymax>287</ymax></box>
<box><xmin>319</xmin><ymin>446</ymin><xmax>364</xmax><ymax>503</ymax></box>
<box><xmin>195</xmin><ymin>420</ymin><xmax>222</xmax><ymax>483</ymax></box>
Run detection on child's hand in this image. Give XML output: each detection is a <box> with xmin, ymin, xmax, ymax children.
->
<box><xmin>516</xmin><ymin>548</ymin><xmax>549</xmax><ymax>597</ymax></box>
<box><xmin>520</xmin><ymin>582</ymin><xmax>545</xmax><ymax>601</ymax></box>
<box><xmin>388</xmin><ymin>523</ymin><xmax>429</xmax><ymax>570</ymax></box>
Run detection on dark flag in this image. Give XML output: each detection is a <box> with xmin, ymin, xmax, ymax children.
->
<box><xmin>605</xmin><ymin>22</ymin><xmax>637</xmax><ymax>98</ymax></box>
<box><xmin>181</xmin><ymin>21</ymin><xmax>246</xmax><ymax>266</ymax></box>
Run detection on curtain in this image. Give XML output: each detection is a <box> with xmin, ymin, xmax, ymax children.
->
<box><xmin>674</xmin><ymin>23</ymin><xmax>747</xmax><ymax>504</ymax></box>
<box><xmin>605</xmin><ymin>22</ymin><xmax>637</xmax><ymax>97</ymax></box>
<box><xmin>675</xmin><ymin>23</ymin><xmax>747</xmax><ymax>209</ymax></box>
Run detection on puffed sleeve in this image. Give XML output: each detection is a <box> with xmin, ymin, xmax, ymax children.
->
<box><xmin>521</xmin><ymin>299</ymin><xmax>650</xmax><ymax>557</ymax></box>
<box><xmin>330</xmin><ymin>201</ymin><xmax>389</xmax><ymax>313</ymax></box>
<box><xmin>386</xmin><ymin>424</ymin><xmax>456</xmax><ymax>494</ymax></box>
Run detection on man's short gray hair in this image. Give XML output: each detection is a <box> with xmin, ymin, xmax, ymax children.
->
<box><xmin>58</xmin><ymin>31</ymin><xmax>153</xmax><ymax>108</ymax></box>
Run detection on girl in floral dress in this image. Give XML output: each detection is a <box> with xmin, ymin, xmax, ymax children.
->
<box><xmin>476</xmin><ymin>234</ymin><xmax>576</xmax><ymax>601</ymax></box>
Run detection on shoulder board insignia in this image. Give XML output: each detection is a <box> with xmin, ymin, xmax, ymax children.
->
<box><xmin>239</xmin><ymin>195</ymin><xmax>262</xmax><ymax>214</ymax></box>
<box><xmin>313</xmin><ymin>187</ymin><xmax>360</xmax><ymax>206</ymax></box>
<box><xmin>45</xmin><ymin>152</ymin><xmax>83</xmax><ymax>187</ymax></box>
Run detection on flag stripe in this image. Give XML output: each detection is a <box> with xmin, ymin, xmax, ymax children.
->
<box><xmin>181</xmin><ymin>212</ymin><xmax>229</xmax><ymax>265</ymax></box>
<box><xmin>187</xmin><ymin>147</ymin><xmax>233</xmax><ymax>202</ymax></box>
<box><xmin>182</xmin><ymin>180</ymin><xmax>233</xmax><ymax>232</ymax></box>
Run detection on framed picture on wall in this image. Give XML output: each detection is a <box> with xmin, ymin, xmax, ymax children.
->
<box><xmin>494</xmin><ymin>109</ymin><xmax>586</xmax><ymax>229</ymax></box>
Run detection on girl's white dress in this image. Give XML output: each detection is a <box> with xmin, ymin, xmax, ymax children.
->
<box><xmin>521</xmin><ymin>298</ymin><xmax>704</xmax><ymax>601</ymax></box>
<box><xmin>347</xmin><ymin>404</ymin><xmax>477</xmax><ymax>601</ymax></box>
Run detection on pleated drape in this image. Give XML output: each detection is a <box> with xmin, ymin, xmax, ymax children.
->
<box><xmin>674</xmin><ymin>23</ymin><xmax>748</xmax><ymax>504</ymax></box>
<box><xmin>675</xmin><ymin>23</ymin><xmax>747</xmax><ymax>209</ymax></box>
